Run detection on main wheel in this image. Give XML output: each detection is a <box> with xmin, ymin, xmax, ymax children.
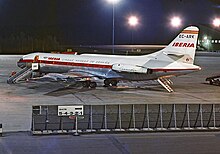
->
<box><xmin>104</xmin><ymin>79</ymin><xmax>118</xmax><ymax>87</ymax></box>
<box><xmin>110</xmin><ymin>80</ymin><xmax>118</xmax><ymax>86</ymax></box>
<box><xmin>89</xmin><ymin>82</ymin><xmax>97</xmax><ymax>88</ymax></box>
<box><xmin>104</xmin><ymin>79</ymin><xmax>110</xmax><ymax>87</ymax></box>
<box><xmin>82</xmin><ymin>80</ymin><xmax>90</xmax><ymax>88</ymax></box>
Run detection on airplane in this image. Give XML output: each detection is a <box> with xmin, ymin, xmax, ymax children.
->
<box><xmin>8</xmin><ymin>26</ymin><xmax>201</xmax><ymax>92</ymax></box>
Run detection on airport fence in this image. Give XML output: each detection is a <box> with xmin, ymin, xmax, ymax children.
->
<box><xmin>32</xmin><ymin>104</ymin><xmax>220</xmax><ymax>135</ymax></box>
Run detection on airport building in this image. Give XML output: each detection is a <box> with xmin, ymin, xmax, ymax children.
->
<box><xmin>198</xmin><ymin>25</ymin><xmax>220</xmax><ymax>51</ymax></box>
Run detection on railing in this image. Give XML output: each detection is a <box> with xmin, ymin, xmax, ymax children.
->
<box><xmin>7</xmin><ymin>67</ymin><xmax>32</xmax><ymax>84</ymax></box>
<box><xmin>32</xmin><ymin>104</ymin><xmax>220</xmax><ymax>135</ymax></box>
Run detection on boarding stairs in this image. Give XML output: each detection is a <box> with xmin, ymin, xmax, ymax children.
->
<box><xmin>157</xmin><ymin>77</ymin><xmax>174</xmax><ymax>93</ymax></box>
<box><xmin>7</xmin><ymin>67</ymin><xmax>33</xmax><ymax>84</ymax></box>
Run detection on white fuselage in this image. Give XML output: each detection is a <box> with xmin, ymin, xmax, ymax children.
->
<box><xmin>12</xmin><ymin>26</ymin><xmax>202</xmax><ymax>92</ymax></box>
<box><xmin>18</xmin><ymin>52</ymin><xmax>200</xmax><ymax>81</ymax></box>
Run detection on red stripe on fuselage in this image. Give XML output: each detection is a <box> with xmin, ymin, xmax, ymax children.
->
<box><xmin>19</xmin><ymin>59</ymin><xmax>112</xmax><ymax>69</ymax></box>
<box><xmin>19</xmin><ymin>59</ymin><xmax>201</xmax><ymax>72</ymax></box>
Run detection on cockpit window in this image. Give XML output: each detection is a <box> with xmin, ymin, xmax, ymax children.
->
<box><xmin>18</xmin><ymin>58</ymin><xmax>23</xmax><ymax>62</ymax></box>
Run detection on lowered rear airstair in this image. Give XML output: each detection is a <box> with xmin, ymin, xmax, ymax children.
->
<box><xmin>7</xmin><ymin>67</ymin><xmax>33</xmax><ymax>84</ymax></box>
<box><xmin>157</xmin><ymin>77</ymin><xmax>174</xmax><ymax>93</ymax></box>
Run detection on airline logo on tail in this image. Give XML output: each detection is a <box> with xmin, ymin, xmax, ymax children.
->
<box><xmin>162</xmin><ymin>26</ymin><xmax>199</xmax><ymax>64</ymax></box>
<box><xmin>172</xmin><ymin>29</ymin><xmax>199</xmax><ymax>48</ymax></box>
<box><xmin>171</xmin><ymin>28</ymin><xmax>199</xmax><ymax>48</ymax></box>
<box><xmin>172</xmin><ymin>42</ymin><xmax>195</xmax><ymax>48</ymax></box>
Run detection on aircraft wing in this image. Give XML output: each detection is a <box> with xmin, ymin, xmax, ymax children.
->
<box><xmin>30</xmin><ymin>73</ymin><xmax>75</xmax><ymax>82</ymax></box>
<box><xmin>68</xmin><ymin>68</ymin><xmax>122</xmax><ymax>79</ymax></box>
<box><xmin>30</xmin><ymin>68</ymin><xmax>122</xmax><ymax>83</ymax></box>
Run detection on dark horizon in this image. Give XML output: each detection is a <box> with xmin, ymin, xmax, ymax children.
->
<box><xmin>0</xmin><ymin>0</ymin><xmax>219</xmax><ymax>53</ymax></box>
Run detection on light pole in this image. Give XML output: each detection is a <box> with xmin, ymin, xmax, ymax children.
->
<box><xmin>106</xmin><ymin>0</ymin><xmax>120</xmax><ymax>54</ymax></box>
<box><xmin>128</xmin><ymin>16</ymin><xmax>139</xmax><ymax>44</ymax></box>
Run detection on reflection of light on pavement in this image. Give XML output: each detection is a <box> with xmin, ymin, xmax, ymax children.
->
<box><xmin>0</xmin><ymin>94</ymin><xmax>27</xmax><ymax>102</ymax></box>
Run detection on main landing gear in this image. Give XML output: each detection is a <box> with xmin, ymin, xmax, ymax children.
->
<box><xmin>80</xmin><ymin>79</ymin><xmax>118</xmax><ymax>88</ymax></box>
<box><xmin>104</xmin><ymin>79</ymin><xmax>118</xmax><ymax>87</ymax></box>
<box><xmin>81</xmin><ymin>80</ymin><xmax>97</xmax><ymax>88</ymax></box>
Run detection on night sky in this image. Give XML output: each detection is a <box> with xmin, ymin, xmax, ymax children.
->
<box><xmin>0</xmin><ymin>0</ymin><xmax>219</xmax><ymax>47</ymax></box>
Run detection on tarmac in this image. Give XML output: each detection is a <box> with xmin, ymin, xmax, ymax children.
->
<box><xmin>1</xmin><ymin>131</ymin><xmax>220</xmax><ymax>154</ymax></box>
<box><xmin>1</xmin><ymin>52</ymin><xmax>220</xmax><ymax>154</ymax></box>
<box><xmin>0</xmin><ymin>52</ymin><xmax>220</xmax><ymax>132</ymax></box>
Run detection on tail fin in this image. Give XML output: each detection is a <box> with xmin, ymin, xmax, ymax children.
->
<box><xmin>162</xmin><ymin>26</ymin><xmax>199</xmax><ymax>64</ymax></box>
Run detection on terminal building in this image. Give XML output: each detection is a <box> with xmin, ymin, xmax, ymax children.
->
<box><xmin>198</xmin><ymin>25</ymin><xmax>220</xmax><ymax>51</ymax></box>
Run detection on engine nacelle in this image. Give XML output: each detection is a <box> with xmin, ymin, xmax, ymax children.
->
<box><xmin>112</xmin><ymin>63</ymin><xmax>148</xmax><ymax>73</ymax></box>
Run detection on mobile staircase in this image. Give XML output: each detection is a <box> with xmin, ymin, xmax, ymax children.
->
<box><xmin>157</xmin><ymin>77</ymin><xmax>174</xmax><ymax>92</ymax></box>
<box><xmin>7</xmin><ymin>67</ymin><xmax>33</xmax><ymax>84</ymax></box>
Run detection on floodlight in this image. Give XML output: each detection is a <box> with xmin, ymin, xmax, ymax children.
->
<box><xmin>170</xmin><ymin>16</ymin><xmax>182</xmax><ymax>27</ymax></box>
<box><xmin>213</xmin><ymin>18</ymin><xmax>220</xmax><ymax>27</ymax></box>
<box><xmin>128</xmin><ymin>16</ymin><xmax>138</xmax><ymax>27</ymax></box>
<box><xmin>106</xmin><ymin>0</ymin><xmax>120</xmax><ymax>4</ymax></box>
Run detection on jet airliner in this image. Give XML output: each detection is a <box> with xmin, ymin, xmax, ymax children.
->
<box><xmin>8</xmin><ymin>26</ymin><xmax>201</xmax><ymax>92</ymax></box>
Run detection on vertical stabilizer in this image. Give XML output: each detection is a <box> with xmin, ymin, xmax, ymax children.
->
<box><xmin>162</xmin><ymin>26</ymin><xmax>199</xmax><ymax>64</ymax></box>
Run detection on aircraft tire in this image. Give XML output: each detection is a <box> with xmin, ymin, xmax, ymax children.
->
<box><xmin>89</xmin><ymin>82</ymin><xmax>97</xmax><ymax>88</ymax></box>
<box><xmin>104</xmin><ymin>79</ymin><xmax>110</xmax><ymax>87</ymax></box>
<box><xmin>110</xmin><ymin>80</ymin><xmax>118</xmax><ymax>86</ymax></box>
<box><xmin>104</xmin><ymin>79</ymin><xmax>118</xmax><ymax>87</ymax></box>
<box><xmin>82</xmin><ymin>81</ymin><xmax>90</xmax><ymax>88</ymax></box>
